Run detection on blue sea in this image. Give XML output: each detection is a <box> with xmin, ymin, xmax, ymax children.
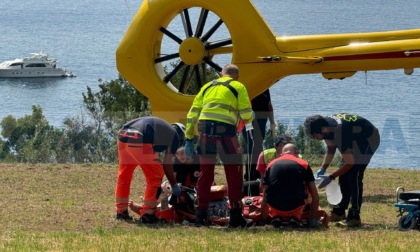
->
<box><xmin>1</xmin><ymin>0</ymin><xmax>420</xmax><ymax>169</ymax></box>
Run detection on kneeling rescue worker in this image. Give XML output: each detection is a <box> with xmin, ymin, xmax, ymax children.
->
<box><xmin>115</xmin><ymin>116</ymin><xmax>185</xmax><ymax>223</ymax></box>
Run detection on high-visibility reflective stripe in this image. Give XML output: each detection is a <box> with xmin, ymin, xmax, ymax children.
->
<box><xmin>116</xmin><ymin>197</ymin><xmax>129</xmax><ymax>203</ymax></box>
<box><xmin>203</xmin><ymin>102</ymin><xmax>236</xmax><ymax>111</ymax></box>
<box><xmin>190</xmin><ymin>107</ymin><xmax>201</xmax><ymax>113</ymax></box>
<box><xmin>143</xmin><ymin>199</ymin><xmax>158</xmax><ymax>208</ymax></box>
<box><xmin>187</xmin><ymin>118</ymin><xmax>197</xmax><ymax>124</ymax></box>
<box><xmin>115</xmin><ymin>197</ymin><xmax>130</xmax><ymax>212</ymax></box>
<box><xmin>200</xmin><ymin>112</ymin><xmax>236</xmax><ymax>125</ymax></box>
<box><xmin>239</xmin><ymin>107</ymin><xmax>253</xmax><ymax>114</ymax></box>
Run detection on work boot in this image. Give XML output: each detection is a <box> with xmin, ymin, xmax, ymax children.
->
<box><xmin>288</xmin><ymin>217</ymin><xmax>302</xmax><ymax>228</ymax></box>
<box><xmin>139</xmin><ymin>213</ymin><xmax>158</xmax><ymax>224</ymax></box>
<box><xmin>336</xmin><ymin>217</ymin><xmax>362</xmax><ymax>228</ymax></box>
<box><xmin>115</xmin><ymin>210</ymin><xmax>133</xmax><ymax>221</ymax></box>
<box><xmin>228</xmin><ymin>208</ymin><xmax>252</xmax><ymax>228</ymax></box>
<box><xmin>195</xmin><ymin>209</ymin><xmax>209</xmax><ymax>227</ymax></box>
<box><xmin>330</xmin><ymin>212</ymin><xmax>345</xmax><ymax>222</ymax></box>
<box><xmin>271</xmin><ymin>217</ymin><xmax>282</xmax><ymax>228</ymax></box>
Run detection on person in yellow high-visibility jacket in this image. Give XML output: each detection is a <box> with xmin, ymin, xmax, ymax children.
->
<box><xmin>184</xmin><ymin>64</ymin><xmax>253</xmax><ymax>228</ymax></box>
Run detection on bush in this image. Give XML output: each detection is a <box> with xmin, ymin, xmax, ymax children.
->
<box><xmin>0</xmin><ymin>105</ymin><xmax>63</xmax><ymax>163</ymax></box>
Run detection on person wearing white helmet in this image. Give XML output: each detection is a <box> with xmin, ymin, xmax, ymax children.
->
<box><xmin>114</xmin><ymin>116</ymin><xmax>185</xmax><ymax>223</ymax></box>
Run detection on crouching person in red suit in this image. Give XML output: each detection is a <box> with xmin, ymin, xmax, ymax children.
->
<box><xmin>261</xmin><ymin>143</ymin><xmax>326</xmax><ymax>228</ymax></box>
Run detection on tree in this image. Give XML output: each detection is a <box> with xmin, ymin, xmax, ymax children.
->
<box><xmin>263</xmin><ymin>120</ymin><xmax>291</xmax><ymax>149</ymax></box>
<box><xmin>0</xmin><ymin>105</ymin><xmax>63</xmax><ymax>163</ymax></box>
<box><xmin>53</xmin><ymin>115</ymin><xmax>115</xmax><ymax>163</ymax></box>
<box><xmin>82</xmin><ymin>76</ymin><xmax>151</xmax><ymax>132</ymax></box>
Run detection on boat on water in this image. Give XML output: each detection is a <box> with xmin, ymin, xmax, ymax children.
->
<box><xmin>0</xmin><ymin>51</ymin><xmax>75</xmax><ymax>78</ymax></box>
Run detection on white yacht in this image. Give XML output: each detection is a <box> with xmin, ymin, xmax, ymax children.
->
<box><xmin>0</xmin><ymin>51</ymin><xmax>75</xmax><ymax>78</ymax></box>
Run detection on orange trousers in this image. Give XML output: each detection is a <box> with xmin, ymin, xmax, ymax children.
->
<box><xmin>115</xmin><ymin>141</ymin><xmax>164</xmax><ymax>214</ymax></box>
<box><xmin>267</xmin><ymin>203</ymin><xmax>306</xmax><ymax>221</ymax></box>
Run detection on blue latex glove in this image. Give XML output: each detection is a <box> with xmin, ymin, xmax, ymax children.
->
<box><xmin>171</xmin><ymin>184</ymin><xmax>182</xmax><ymax>196</ymax></box>
<box><xmin>318</xmin><ymin>175</ymin><xmax>332</xmax><ymax>189</ymax></box>
<box><xmin>315</xmin><ymin>167</ymin><xmax>326</xmax><ymax>178</ymax></box>
<box><xmin>184</xmin><ymin>140</ymin><xmax>194</xmax><ymax>159</ymax></box>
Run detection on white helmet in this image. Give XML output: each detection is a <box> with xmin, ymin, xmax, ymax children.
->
<box><xmin>171</xmin><ymin>122</ymin><xmax>186</xmax><ymax>145</ymax></box>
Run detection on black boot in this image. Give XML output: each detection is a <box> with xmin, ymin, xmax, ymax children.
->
<box><xmin>139</xmin><ymin>213</ymin><xmax>158</xmax><ymax>224</ymax></box>
<box><xmin>228</xmin><ymin>208</ymin><xmax>252</xmax><ymax>228</ymax></box>
<box><xmin>115</xmin><ymin>210</ymin><xmax>133</xmax><ymax>221</ymax></box>
<box><xmin>195</xmin><ymin>209</ymin><xmax>209</xmax><ymax>227</ymax></box>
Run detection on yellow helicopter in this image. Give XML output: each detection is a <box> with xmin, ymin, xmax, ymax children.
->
<box><xmin>116</xmin><ymin>0</ymin><xmax>420</xmax><ymax>123</ymax></box>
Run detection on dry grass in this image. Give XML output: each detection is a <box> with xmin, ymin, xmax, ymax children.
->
<box><xmin>0</xmin><ymin>163</ymin><xmax>419</xmax><ymax>251</ymax></box>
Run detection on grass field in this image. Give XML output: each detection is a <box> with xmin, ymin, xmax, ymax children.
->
<box><xmin>1</xmin><ymin>163</ymin><xmax>419</xmax><ymax>251</ymax></box>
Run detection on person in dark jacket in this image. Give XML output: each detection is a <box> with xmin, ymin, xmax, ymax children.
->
<box><xmin>115</xmin><ymin>116</ymin><xmax>184</xmax><ymax>224</ymax></box>
<box><xmin>242</xmin><ymin>89</ymin><xmax>276</xmax><ymax>182</ymax></box>
<box><xmin>304</xmin><ymin>113</ymin><xmax>380</xmax><ymax>227</ymax></box>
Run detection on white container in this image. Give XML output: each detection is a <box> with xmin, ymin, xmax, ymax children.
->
<box><xmin>314</xmin><ymin>177</ymin><xmax>322</xmax><ymax>187</ymax></box>
<box><xmin>325</xmin><ymin>181</ymin><xmax>342</xmax><ymax>205</ymax></box>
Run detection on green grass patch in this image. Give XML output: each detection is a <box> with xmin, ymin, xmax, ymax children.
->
<box><xmin>0</xmin><ymin>164</ymin><xmax>419</xmax><ymax>251</ymax></box>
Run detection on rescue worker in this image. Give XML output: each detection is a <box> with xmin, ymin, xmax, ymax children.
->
<box><xmin>304</xmin><ymin>113</ymin><xmax>380</xmax><ymax>227</ymax></box>
<box><xmin>261</xmin><ymin>144</ymin><xmax>319</xmax><ymax>228</ymax></box>
<box><xmin>255</xmin><ymin>135</ymin><xmax>292</xmax><ymax>193</ymax></box>
<box><xmin>184</xmin><ymin>64</ymin><xmax>254</xmax><ymax>228</ymax></box>
<box><xmin>115</xmin><ymin>116</ymin><xmax>184</xmax><ymax>223</ymax></box>
<box><xmin>242</xmin><ymin>89</ymin><xmax>276</xmax><ymax>181</ymax></box>
<box><xmin>243</xmin><ymin>134</ymin><xmax>289</xmax><ymax>197</ymax></box>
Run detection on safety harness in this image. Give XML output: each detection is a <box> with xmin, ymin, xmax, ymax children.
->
<box><xmin>199</xmin><ymin>79</ymin><xmax>240</xmax><ymax>137</ymax></box>
<box><xmin>202</xmin><ymin>79</ymin><xmax>238</xmax><ymax>99</ymax></box>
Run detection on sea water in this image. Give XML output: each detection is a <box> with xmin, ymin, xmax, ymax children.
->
<box><xmin>0</xmin><ymin>0</ymin><xmax>420</xmax><ymax>168</ymax></box>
